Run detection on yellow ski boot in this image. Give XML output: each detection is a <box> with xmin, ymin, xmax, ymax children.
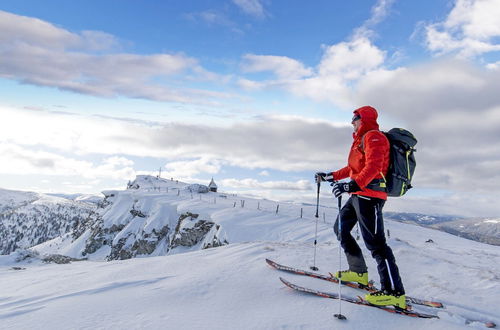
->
<box><xmin>334</xmin><ymin>270</ymin><xmax>369</xmax><ymax>286</ymax></box>
<box><xmin>365</xmin><ymin>290</ymin><xmax>407</xmax><ymax>309</ymax></box>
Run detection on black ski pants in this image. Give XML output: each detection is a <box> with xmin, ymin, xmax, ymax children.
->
<box><xmin>333</xmin><ymin>194</ymin><xmax>405</xmax><ymax>294</ymax></box>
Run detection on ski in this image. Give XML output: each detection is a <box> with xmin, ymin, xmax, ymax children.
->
<box><xmin>279</xmin><ymin>277</ymin><xmax>497</xmax><ymax>328</ymax></box>
<box><xmin>279</xmin><ymin>277</ymin><xmax>438</xmax><ymax>319</ymax></box>
<box><xmin>266</xmin><ymin>258</ymin><xmax>444</xmax><ymax>308</ymax></box>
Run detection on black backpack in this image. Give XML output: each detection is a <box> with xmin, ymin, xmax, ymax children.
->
<box><xmin>364</xmin><ymin>128</ymin><xmax>417</xmax><ymax>197</ymax></box>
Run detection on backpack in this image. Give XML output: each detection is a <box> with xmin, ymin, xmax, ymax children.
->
<box><xmin>364</xmin><ymin>128</ymin><xmax>417</xmax><ymax>197</ymax></box>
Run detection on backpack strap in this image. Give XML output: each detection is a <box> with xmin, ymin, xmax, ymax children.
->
<box><xmin>359</xmin><ymin>130</ymin><xmax>388</xmax><ymax>191</ymax></box>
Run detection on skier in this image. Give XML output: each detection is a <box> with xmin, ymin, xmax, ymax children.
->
<box><xmin>315</xmin><ymin>105</ymin><xmax>406</xmax><ymax>309</ymax></box>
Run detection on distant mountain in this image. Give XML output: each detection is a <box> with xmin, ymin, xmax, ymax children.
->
<box><xmin>433</xmin><ymin>217</ymin><xmax>500</xmax><ymax>246</ymax></box>
<box><xmin>385</xmin><ymin>212</ymin><xmax>461</xmax><ymax>225</ymax></box>
<box><xmin>46</xmin><ymin>193</ymin><xmax>103</xmax><ymax>204</ymax></box>
<box><xmin>0</xmin><ymin>188</ymin><xmax>95</xmax><ymax>255</ymax></box>
<box><xmin>385</xmin><ymin>211</ymin><xmax>499</xmax><ymax>246</ymax></box>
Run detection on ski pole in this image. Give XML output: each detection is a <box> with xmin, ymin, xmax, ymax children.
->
<box><xmin>310</xmin><ymin>179</ymin><xmax>321</xmax><ymax>271</ymax></box>
<box><xmin>334</xmin><ymin>195</ymin><xmax>347</xmax><ymax>320</ymax></box>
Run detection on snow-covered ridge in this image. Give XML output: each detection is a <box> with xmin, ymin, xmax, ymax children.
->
<box><xmin>0</xmin><ymin>188</ymin><xmax>94</xmax><ymax>255</ymax></box>
<box><xmin>34</xmin><ymin>175</ymin><xmax>230</xmax><ymax>260</ymax></box>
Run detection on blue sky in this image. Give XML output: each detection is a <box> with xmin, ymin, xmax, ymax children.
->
<box><xmin>1</xmin><ymin>0</ymin><xmax>500</xmax><ymax>217</ymax></box>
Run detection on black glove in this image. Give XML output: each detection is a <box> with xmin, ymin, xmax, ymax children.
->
<box><xmin>315</xmin><ymin>172</ymin><xmax>334</xmax><ymax>182</ymax></box>
<box><xmin>332</xmin><ymin>180</ymin><xmax>361</xmax><ymax>198</ymax></box>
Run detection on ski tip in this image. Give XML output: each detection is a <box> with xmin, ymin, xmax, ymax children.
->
<box><xmin>279</xmin><ymin>277</ymin><xmax>294</xmax><ymax>288</ymax></box>
<box><xmin>485</xmin><ymin>322</ymin><xmax>496</xmax><ymax>328</ymax></box>
<box><xmin>429</xmin><ymin>302</ymin><xmax>444</xmax><ymax>308</ymax></box>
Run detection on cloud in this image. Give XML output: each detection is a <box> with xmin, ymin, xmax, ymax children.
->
<box><xmin>221</xmin><ymin>178</ymin><xmax>312</xmax><ymax>191</ymax></box>
<box><xmin>241</xmin><ymin>54</ymin><xmax>313</xmax><ymax>79</ymax></box>
<box><xmin>354</xmin><ymin>0</ymin><xmax>396</xmax><ymax>38</ymax></box>
<box><xmin>0</xmin><ymin>142</ymin><xmax>135</xmax><ymax>180</ymax></box>
<box><xmin>423</xmin><ymin>0</ymin><xmax>500</xmax><ymax>58</ymax></box>
<box><xmin>238</xmin><ymin>37</ymin><xmax>386</xmax><ymax>107</ymax></box>
<box><xmin>232</xmin><ymin>0</ymin><xmax>267</xmax><ymax>18</ymax></box>
<box><xmin>184</xmin><ymin>9</ymin><xmax>239</xmax><ymax>31</ymax></box>
<box><xmin>0</xmin><ymin>10</ymin><xmax>119</xmax><ymax>51</ymax></box>
<box><xmin>355</xmin><ymin>60</ymin><xmax>500</xmax><ymax>194</ymax></box>
<box><xmin>236</xmin><ymin>1</ymin><xmax>389</xmax><ymax>107</ymax></box>
<box><xmin>163</xmin><ymin>158</ymin><xmax>223</xmax><ymax>179</ymax></box>
<box><xmin>0</xmin><ymin>10</ymin><xmax>232</xmax><ymax>105</ymax></box>
<box><xmin>386</xmin><ymin>193</ymin><xmax>500</xmax><ymax>218</ymax></box>
<box><xmin>1</xmin><ymin>105</ymin><xmax>350</xmax><ymax>172</ymax></box>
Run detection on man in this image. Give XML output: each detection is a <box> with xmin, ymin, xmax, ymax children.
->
<box><xmin>316</xmin><ymin>105</ymin><xmax>406</xmax><ymax>309</ymax></box>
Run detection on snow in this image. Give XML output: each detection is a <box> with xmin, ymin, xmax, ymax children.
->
<box><xmin>1</xmin><ymin>177</ymin><xmax>499</xmax><ymax>329</ymax></box>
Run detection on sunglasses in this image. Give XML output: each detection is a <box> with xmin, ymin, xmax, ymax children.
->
<box><xmin>351</xmin><ymin>114</ymin><xmax>361</xmax><ymax>124</ymax></box>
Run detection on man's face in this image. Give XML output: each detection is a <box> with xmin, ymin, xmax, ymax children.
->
<box><xmin>352</xmin><ymin>114</ymin><xmax>361</xmax><ymax>132</ymax></box>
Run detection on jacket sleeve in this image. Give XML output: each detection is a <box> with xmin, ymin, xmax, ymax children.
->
<box><xmin>352</xmin><ymin>131</ymin><xmax>388</xmax><ymax>189</ymax></box>
<box><xmin>332</xmin><ymin>166</ymin><xmax>350</xmax><ymax>181</ymax></box>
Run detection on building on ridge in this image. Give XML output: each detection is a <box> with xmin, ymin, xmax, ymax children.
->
<box><xmin>208</xmin><ymin>178</ymin><xmax>217</xmax><ymax>192</ymax></box>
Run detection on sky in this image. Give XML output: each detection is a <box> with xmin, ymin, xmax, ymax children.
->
<box><xmin>1</xmin><ymin>0</ymin><xmax>500</xmax><ymax>217</ymax></box>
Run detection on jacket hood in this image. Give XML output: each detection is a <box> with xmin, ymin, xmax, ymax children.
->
<box><xmin>353</xmin><ymin>106</ymin><xmax>380</xmax><ymax>138</ymax></box>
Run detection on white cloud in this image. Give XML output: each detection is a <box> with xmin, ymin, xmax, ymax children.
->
<box><xmin>0</xmin><ymin>10</ymin><xmax>232</xmax><ymax>105</ymax></box>
<box><xmin>354</xmin><ymin>60</ymin><xmax>500</xmax><ymax>195</ymax></box>
<box><xmin>0</xmin><ymin>105</ymin><xmax>351</xmax><ymax>172</ymax></box>
<box><xmin>232</xmin><ymin>0</ymin><xmax>267</xmax><ymax>18</ymax></box>
<box><xmin>241</xmin><ymin>54</ymin><xmax>313</xmax><ymax>79</ymax></box>
<box><xmin>354</xmin><ymin>0</ymin><xmax>396</xmax><ymax>38</ymax></box>
<box><xmin>424</xmin><ymin>0</ymin><xmax>500</xmax><ymax>58</ymax></box>
<box><xmin>0</xmin><ymin>10</ymin><xmax>118</xmax><ymax>51</ymax></box>
<box><xmin>237</xmin><ymin>1</ymin><xmax>389</xmax><ymax>107</ymax></box>
<box><xmin>238</xmin><ymin>37</ymin><xmax>386</xmax><ymax>107</ymax></box>
<box><xmin>221</xmin><ymin>178</ymin><xmax>312</xmax><ymax>191</ymax></box>
<box><xmin>318</xmin><ymin>37</ymin><xmax>386</xmax><ymax>81</ymax></box>
<box><xmin>163</xmin><ymin>158</ymin><xmax>223</xmax><ymax>180</ymax></box>
<box><xmin>0</xmin><ymin>142</ymin><xmax>135</xmax><ymax>180</ymax></box>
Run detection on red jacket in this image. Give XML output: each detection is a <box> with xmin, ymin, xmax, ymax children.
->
<box><xmin>332</xmin><ymin>106</ymin><xmax>390</xmax><ymax>200</ymax></box>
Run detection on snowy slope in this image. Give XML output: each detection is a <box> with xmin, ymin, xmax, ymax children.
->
<box><xmin>0</xmin><ymin>229</ymin><xmax>499</xmax><ymax>329</ymax></box>
<box><xmin>0</xmin><ymin>176</ymin><xmax>499</xmax><ymax>329</ymax></box>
